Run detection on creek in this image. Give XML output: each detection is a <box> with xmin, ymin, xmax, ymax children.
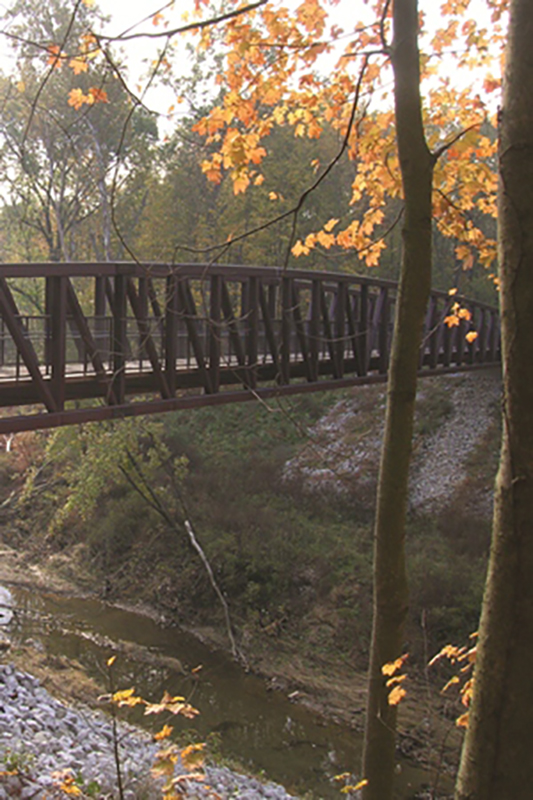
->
<box><xmin>2</xmin><ymin>584</ymin><xmax>443</xmax><ymax>798</ymax></box>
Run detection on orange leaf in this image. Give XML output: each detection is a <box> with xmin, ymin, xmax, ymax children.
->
<box><xmin>154</xmin><ymin>724</ymin><xmax>174</xmax><ymax>741</ymax></box>
<box><xmin>382</xmin><ymin>653</ymin><xmax>408</xmax><ymax>677</ymax></box>
<box><xmin>68</xmin><ymin>88</ymin><xmax>87</xmax><ymax>110</ymax></box>
<box><xmin>88</xmin><ymin>87</ymin><xmax>108</xmax><ymax>104</ymax></box>
<box><xmin>69</xmin><ymin>57</ymin><xmax>88</xmax><ymax>75</ymax></box>
<box><xmin>444</xmin><ymin>314</ymin><xmax>460</xmax><ymax>328</ymax></box>
<box><xmin>388</xmin><ymin>685</ymin><xmax>407</xmax><ymax>706</ymax></box>
<box><xmin>466</xmin><ymin>331</ymin><xmax>478</xmax><ymax>343</ymax></box>
<box><xmin>46</xmin><ymin>44</ymin><xmax>65</xmax><ymax>68</ymax></box>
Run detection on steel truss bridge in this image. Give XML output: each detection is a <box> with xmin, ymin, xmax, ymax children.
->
<box><xmin>0</xmin><ymin>262</ymin><xmax>500</xmax><ymax>434</ymax></box>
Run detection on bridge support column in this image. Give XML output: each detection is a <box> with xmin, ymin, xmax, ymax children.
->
<box><xmin>48</xmin><ymin>276</ymin><xmax>66</xmax><ymax>411</ymax></box>
<box><xmin>112</xmin><ymin>273</ymin><xmax>126</xmax><ymax>404</ymax></box>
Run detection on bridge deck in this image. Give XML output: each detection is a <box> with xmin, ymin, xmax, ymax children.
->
<box><xmin>0</xmin><ymin>262</ymin><xmax>500</xmax><ymax>433</ymax></box>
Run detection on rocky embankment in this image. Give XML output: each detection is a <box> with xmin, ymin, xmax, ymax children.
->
<box><xmin>0</xmin><ymin>664</ymin><xmax>297</xmax><ymax>799</ymax></box>
<box><xmin>284</xmin><ymin>370</ymin><xmax>501</xmax><ymax>516</ymax></box>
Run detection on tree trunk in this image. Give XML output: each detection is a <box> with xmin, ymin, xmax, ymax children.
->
<box><xmin>455</xmin><ymin>3</ymin><xmax>533</xmax><ymax>797</ymax></box>
<box><xmin>362</xmin><ymin>2</ymin><xmax>433</xmax><ymax>798</ymax></box>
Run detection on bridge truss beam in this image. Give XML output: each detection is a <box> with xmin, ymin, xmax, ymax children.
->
<box><xmin>0</xmin><ymin>262</ymin><xmax>501</xmax><ymax>433</ymax></box>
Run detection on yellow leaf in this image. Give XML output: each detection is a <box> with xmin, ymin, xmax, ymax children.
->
<box><xmin>112</xmin><ymin>688</ymin><xmax>144</xmax><ymax>707</ymax></box>
<box><xmin>382</xmin><ymin>653</ymin><xmax>408</xmax><ymax>677</ymax></box>
<box><xmin>386</xmin><ymin>673</ymin><xmax>407</xmax><ymax>688</ymax></box>
<box><xmin>465</xmin><ymin>331</ymin><xmax>478</xmax><ymax>343</ymax></box>
<box><xmin>324</xmin><ymin>218</ymin><xmax>339</xmax><ymax>233</ymax></box>
<box><xmin>154</xmin><ymin>725</ymin><xmax>174</xmax><ymax>741</ymax></box>
<box><xmin>444</xmin><ymin>314</ymin><xmax>460</xmax><ymax>328</ymax></box>
<box><xmin>456</xmin><ymin>712</ymin><xmax>469</xmax><ymax>728</ymax></box>
<box><xmin>68</xmin><ymin>88</ymin><xmax>87</xmax><ymax>110</ymax></box>
<box><xmin>69</xmin><ymin>57</ymin><xmax>88</xmax><ymax>75</ymax></box>
<box><xmin>107</xmin><ymin>655</ymin><xmax>116</xmax><ymax>667</ymax></box>
<box><xmin>16</xmin><ymin>81</ymin><xmax>25</xmax><ymax>93</ymax></box>
<box><xmin>448</xmin><ymin>287</ymin><xmax>458</xmax><ymax>296</ymax></box>
<box><xmin>291</xmin><ymin>240</ymin><xmax>310</xmax><ymax>257</ymax></box>
<box><xmin>181</xmin><ymin>742</ymin><xmax>206</xmax><ymax>770</ymax></box>
<box><xmin>441</xmin><ymin>675</ymin><xmax>460</xmax><ymax>693</ymax></box>
<box><xmin>387</xmin><ymin>685</ymin><xmax>407</xmax><ymax>706</ymax></box>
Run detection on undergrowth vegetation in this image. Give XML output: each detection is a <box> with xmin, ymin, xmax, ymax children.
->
<box><xmin>0</xmin><ymin>377</ymin><xmax>499</xmax><ymax>675</ymax></box>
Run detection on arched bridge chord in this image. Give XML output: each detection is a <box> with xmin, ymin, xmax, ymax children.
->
<box><xmin>0</xmin><ymin>262</ymin><xmax>501</xmax><ymax>433</ymax></box>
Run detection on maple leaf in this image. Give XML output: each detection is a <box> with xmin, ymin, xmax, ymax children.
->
<box><xmin>152</xmin><ymin>11</ymin><xmax>164</xmax><ymax>26</ymax></box>
<box><xmin>112</xmin><ymin>688</ymin><xmax>144</xmax><ymax>707</ymax></box>
<box><xmin>387</xmin><ymin>685</ymin><xmax>407</xmax><ymax>706</ymax></box>
<box><xmin>46</xmin><ymin>45</ymin><xmax>65</xmax><ymax>69</ymax></box>
<box><xmin>181</xmin><ymin>743</ymin><xmax>206</xmax><ymax>771</ymax></box>
<box><xmin>69</xmin><ymin>57</ymin><xmax>88</xmax><ymax>75</ymax></box>
<box><xmin>291</xmin><ymin>240</ymin><xmax>310</xmax><ymax>257</ymax></box>
<box><xmin>444</xmin><ymin>314</ymin><xmax>460</xmax><ymax>327</ymax></box>
<box><xmin>68</xmin><ymin>88</ymin><xmax>87</xmax><ymax>110</ymax></box>
<box><xmin>382</xmin><ymin>653</ymin><xmax>408</xmax><ymax>677</ymax></box>
<box><xmin>88</xmin><ymin>87</ymin><xmax>109</xmax><ymax>104</ymax></box>
<box><xmin>154</xmin><ymin>725</ymin><xmax>174</xmax><ymax>741</ymax></box>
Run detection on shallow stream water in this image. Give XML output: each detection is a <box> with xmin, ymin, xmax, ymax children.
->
<box><xmin>2</xmin><ymin>584</ymin><xmax>446</xmax><ymax>798</ymax></box>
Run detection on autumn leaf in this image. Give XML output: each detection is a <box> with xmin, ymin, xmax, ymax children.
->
<box><xmin>181</xmin><ymin>742</ymin><xmax>206</xmax><ymax>770</ymax></box>
<box><xmin>456</xmin><ymin>712</ymin><xmax>469</xmax><ymax>728</ymax></box>
<box><xmin>68</xmin><ymin>88</ymin><xmax>86</xmax><ymax>110</ymax></box>
<box><xmin>46</xmin><ymin>45</ymin><xmax>65</xmax><ymax>68</ymax></box>
<box><xmin>444</xmin><ymin>314</ymin><xmax>460</xmax><ymax>327</ymax></box>
<box><xmin>441</xmin><ymin>675</ymin><xmax>460</xmax><ymax>694</ymax></box>
<box><xmin>466</xmin><ymin>331</ymin><xmax>479</xmax><ymax>343</ymax></box>
<box><xmin>69</xmin><ymin>57</ymin><xmax>88</xmax><ymax>75</ymax></box>
<box><xmin>154</xmin><ymin>724</ymin><xmax>174</xmax><ymax>741</ymax></box>
<box><xmin>112</xmin><ymin>688</ymin><xmax>144</xmax><ymax>708</ymax></box>
<box><xmin>291</xmin><ymin>240</ymin><xmax>310</xmax><ymax>257</ymax></box>
<box><xmin>88</xmin><ymin>87</ymin><xmax>109</xmax><ymax>104</ymax></box>
<box><xmin>382</xmin><ymin>653</ymin><xmax>408</xmax><ymax>677</ymax></box>
<box><xmin>337</xmin><ymin>778</ymin><xmax>369</xmax><ymax>793</ymax></box>
<box><xmin>387</xmin><ymin>685</ymin><xmax>407</xmax><ymax>706</ymax></box>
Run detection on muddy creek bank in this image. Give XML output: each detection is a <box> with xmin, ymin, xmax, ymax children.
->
<box><xmin>1</xmin><ymin>583</ymin><xmax>444</xmax><ymax>798</ymax></box>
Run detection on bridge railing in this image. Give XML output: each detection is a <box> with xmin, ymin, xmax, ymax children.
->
<box><xmin>0</xmin><ymin>262</ymin><xmax>500</xmax><ymax>431</ymax></box>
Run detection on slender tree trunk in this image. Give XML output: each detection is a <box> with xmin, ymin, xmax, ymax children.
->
<box><xmin>362</xmin><ymin>2</ymin><xmax>433</xmax><ymax>798</ymax></box>
<box><xmin>455</xmin><ymin>3</ymin><xmax>533</xmax><ymax>798</ymax></box>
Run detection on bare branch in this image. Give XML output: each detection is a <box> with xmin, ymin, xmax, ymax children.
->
<box><xmin>431</xmin><ymin>123</ymin><xmax>480</xmax><ymax>161</ymax></box>
<box><xmin>99</xmin><ymin>0</ymin><xmax>267</xmax><ymax>43</ymax></box>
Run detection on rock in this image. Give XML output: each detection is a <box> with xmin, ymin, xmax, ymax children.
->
<box><xmin>0</xmin><ymin>663</ymin><xmax>297</xmax><ymax>799</ymax></box>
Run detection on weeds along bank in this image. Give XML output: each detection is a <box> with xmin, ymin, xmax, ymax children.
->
<box><xmin>0</xmin><ymin>371</ymin><xmax>500</xmax><ymax>680</ymax></box>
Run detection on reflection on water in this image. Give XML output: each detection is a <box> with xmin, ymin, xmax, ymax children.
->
<box><xmin>4</xmin><ymin>585</ymin><xmax>439</xmax><ymax>798</ymax></box>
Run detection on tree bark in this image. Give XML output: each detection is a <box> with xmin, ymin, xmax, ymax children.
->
<box><xmin>362</xmin><ymin>2</ymin><xmax>433</xmax><ymax>798</ymax></box>
<box><xmin>455</xmin><ymin>3</ymin><xmax>533</xmax><ymax>797</ymax></box>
